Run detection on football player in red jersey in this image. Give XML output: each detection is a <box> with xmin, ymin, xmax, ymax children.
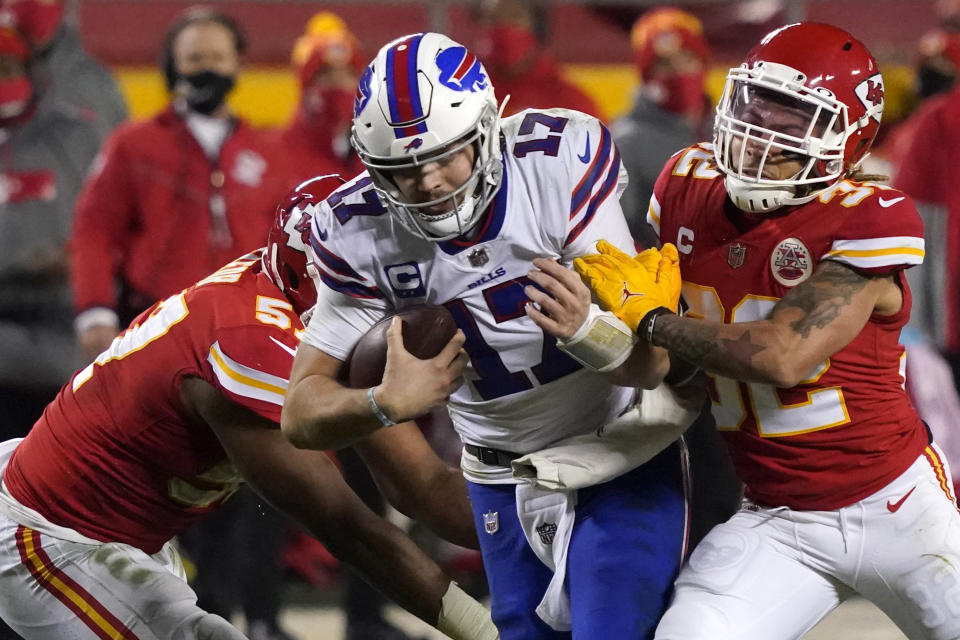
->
<box><xmin>529</xmin><ymin>22</ymin><xmax>960</xmax><ymax>640</ymax></box>
<box><xmin>0</xmin><ymin>175</ymin><xmax>497</xmax><ymax>640</ymax></box>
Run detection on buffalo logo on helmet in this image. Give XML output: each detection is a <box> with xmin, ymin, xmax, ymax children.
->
<box><xmin>435</xmin><ymin>46</ymin><xmax>488</xmax><ymax>93</ymax></box>
<box><xmin>770</xmin><ymin>237</ymin><xmax>813</xmax><ymax>286</ymax></box>
<box><xmin>403</xmin><ymin>137</ymin><xmax>424</xmax><ymax>153</ymax></box>
<box><xmin>354</xmin><ymin>65</ymin><xmax>373</xmax><ymax>117</ymax></box>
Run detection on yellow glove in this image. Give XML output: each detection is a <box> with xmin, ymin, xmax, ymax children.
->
<box><xmin>574</xmin><ymin>241</ymin><xmax>682</xmax><ymax>334</ymax></box>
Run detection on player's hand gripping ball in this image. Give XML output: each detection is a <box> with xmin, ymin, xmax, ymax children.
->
<box><xmin>346</xmin><ymin>304</ymin><xmax>459</xmax><ymax>388</ymax></box>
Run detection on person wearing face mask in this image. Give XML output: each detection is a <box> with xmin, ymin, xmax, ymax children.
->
<box><xmin>609</xmin><ymin>8</ymin><xmax>742</xmax><ymax>554</ymax></box>
<box><xmin>2</xmin><ymin>0</ymin><xmax>62</xmax><ymax>50</ymax></box>
<box><xmin>276</xmin><ymin>11</ymin><xmax>363</xmax><ymax>183</ymax></box>
<box><xmin>472</xmin><ymin>0</ymin><xmax>599</xmax><ymax>118</ymax></box>
<box><xmin>69</xmin><ymin>7</ymin><xmax>290</xmax><ymax>364</ymax></box>
<box><xmin>0</xmin><ymin>27</ymin><xmax>33</xmax><ymax>126</ymax></box>
<box><xmin>69</xmin><ymin>9</ymin><xmax>302</xmax><ymax>639</ymax></box>
<box><xmin>611</xmin><ymin>7</ymin><xmax>712</xmax><ymax>248</ymax></box>
<box><xmin>0</xmin><ymin>0</ymin><xmax>126</xmax><ymax>450</ymax></box>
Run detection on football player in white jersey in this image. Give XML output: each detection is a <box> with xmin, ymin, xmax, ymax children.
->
<box><xmin>283</xmin><ymin>33</ymin><xmax>689</xmax><ymax>640</ymax></box>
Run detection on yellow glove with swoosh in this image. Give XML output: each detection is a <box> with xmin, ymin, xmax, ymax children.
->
<box><xmin>574</xmin><ymin>241</ymin><xmax>682</xmax><ymax>340</ymax></box>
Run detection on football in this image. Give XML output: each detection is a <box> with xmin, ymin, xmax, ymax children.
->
<box><xmin>345</xmin><ymin>304</ymin><xmax>459</xmax><ymax>388</ymax></box>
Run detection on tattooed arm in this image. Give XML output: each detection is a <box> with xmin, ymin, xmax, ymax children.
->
<box><xmin>651</xmin><ymin>261</ymin><xmax>903</xmax><ymax>387</ymax></box>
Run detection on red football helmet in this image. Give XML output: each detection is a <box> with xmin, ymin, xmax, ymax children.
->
<box><xmin>713</xmin><ymin>22</ymin><xmax>885</xmax><ymax>213</ymax></box>
<box><xmin>262</xmin><ymin>174</ymin><xmax>343</xmax><ymax>317</ymax></box>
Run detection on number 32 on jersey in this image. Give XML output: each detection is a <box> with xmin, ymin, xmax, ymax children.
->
<box><xmin>683</xmin><ymin>282</ymin><xmax>850</xmax><ymax>437</ymax></box>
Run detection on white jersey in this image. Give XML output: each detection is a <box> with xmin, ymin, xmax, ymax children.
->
<box><xmin>302</xmin><ymin>108</ymin><xmax>637</xmax><ymax>455</ymax></box>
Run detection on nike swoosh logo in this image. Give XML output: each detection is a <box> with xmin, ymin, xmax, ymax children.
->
<box><xmin>578</xmin><ymin>133</ymin><xmax>591</xmax><ymax>164</ymax></box>
<box><xmin>878</xmin><ymin>196</ymin><xmax>905</xmax><ymax>208</ymax></box>
<box><xmin>269</xmin><ymin>336</ymin><xmax>298</xmax><ymax>358</ymax></box>
<box><xmin>887</xmin><ymin>486</ymin><xmax>916</xmax><ymax>512</ymax></box>
<box><xmin>316</xmin><ymin>228</ymin><xmax>328</xmax><ymax>241</ymax></box>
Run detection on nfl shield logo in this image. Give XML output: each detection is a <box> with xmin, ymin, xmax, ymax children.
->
<box><xmin>468</xmin><ymin>247</ymin><xmax>489</xmax><ymax>267</ymax></box>
<box><xmin>727</xmin><ymin>243</ymin><xmax>746</xmax><ymax>269</ymax></box>
<box><xmin>536</xmin><ymin>522</ymin><xmax>557</xmax><ymax>545</ymax></box>
<box><xmin>483</xmin><ymin>510</ymin><xmax>499</xmax><ymax>535</ymax></box>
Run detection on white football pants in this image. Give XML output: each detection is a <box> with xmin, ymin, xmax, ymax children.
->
<box><xmin>655</xmin><ymin>444</ymin><xmax>960</xmax><ymax>640</ymax></box>
<box><xmin>0</xmin><ymin>437</ymin><xmax>247</xmax><ymax>640</ymax></box>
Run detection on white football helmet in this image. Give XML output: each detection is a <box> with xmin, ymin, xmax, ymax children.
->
<box><xmin>713</xmin><ymin>23</ymin><xmax>884</xmax><ymax>213</ymax></box>
<box><xmin>351</xmin><ymin>32</ymin><xmax>503</xmax><ymax>241</ymax></box>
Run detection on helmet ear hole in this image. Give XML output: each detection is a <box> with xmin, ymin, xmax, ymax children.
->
<box><xmin>284</xmin><ymin>264</ymin><xmax>300</xmax><ymax>291</ymax></box>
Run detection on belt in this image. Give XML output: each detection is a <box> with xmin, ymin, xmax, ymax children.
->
<box><xmin>464</xmin><ymin>444</ymin><xmax>521</xmax><ymax>468</ymax></box>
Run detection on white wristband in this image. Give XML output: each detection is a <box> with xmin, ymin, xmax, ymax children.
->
<box><xmin>74</xmin><ymin>307</ymin><xmax>119</xmax><ymax>334</ymax></box>
<box><xmin>437</xmin><ymin>582</ymin><xmax>500</xmax><ymax>640</ymax></box>
<box><xmin>367</xmin><ymin>386</ymin><xmax>396</xmax><ymax>427</ymax></box>
<box><xmin>556</xmin><ymin>304</ymin><xmax>638</xmax><ymax>372</ymax></box>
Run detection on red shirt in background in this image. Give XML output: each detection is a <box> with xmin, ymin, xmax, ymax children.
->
<box><xmin>894</xmin><ymin>87</ymin><xmax>960</xmax><ymax>352</ymax></box>
<box><xmin>69</xmin><ymin>106</ymin><xmax>293</xmax><ymax>317</ymax></box>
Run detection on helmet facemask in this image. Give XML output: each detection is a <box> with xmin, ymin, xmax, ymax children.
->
<box><xmin>353</xmin><ymin>100</ymin><xmax>502</xmax><ymax>241</ymax></box>
<box><xmin>714</xmin><ymin>61</ymin><xmax>857</xmax><ymax>213</ymax></box>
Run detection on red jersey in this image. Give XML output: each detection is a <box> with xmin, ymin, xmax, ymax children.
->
<box><xmin>3</xmin><ymin>252</ymin><xmax>302</xmax><ymax>554</ymax></box>
<box><xmin>649</xmin><ymin>143</ymin><xmax>928</xmax><ymax>510</ymax></box>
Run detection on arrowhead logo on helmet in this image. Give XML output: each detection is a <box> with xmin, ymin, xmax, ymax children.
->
<box><xmin>854</xmin><ymin>73</ymin><xmax>885</xmax><ymax>120</ymax></box>
<box><xmin>263</xmin><ymin>174</ymin><xmax>344</xmax><ymax>316</ymax></box>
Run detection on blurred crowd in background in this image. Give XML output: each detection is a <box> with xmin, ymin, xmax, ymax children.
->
<box><xmin>0</xmin><ymin>0</ymin><xmax>958</xmax><ymax>638</ymax></box>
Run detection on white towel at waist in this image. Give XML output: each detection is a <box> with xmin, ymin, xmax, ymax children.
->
<box><xmin>511</xmin><ymin>382</ymin><xmax>703</xmax><ymax>490</ymax></box>
<box><xmin>515</xmin><ymin>483</ymin><xmax>576</xmax><ymax>631</ymax></box>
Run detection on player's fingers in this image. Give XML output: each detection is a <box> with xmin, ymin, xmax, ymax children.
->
<box><xmin>524</xmin><ymin>300</ymin><xmax>562</xmax><ymax>336</ymax></box>
<box><xmin>660</xmin><ymin>242</ymin><xmax>680</xmax><ymax>263</ymax></box>
<box><xmin>526</xmin><ymin>268</ymin><xmax>586</xmax><ymax>308</ymax></box>
<box><xmin>582</xmin><ymin>260</ymin><xmax>627</xmax><ymax>288</ymax></box>
<box><xmin>575</xmin><ymin>253</ymin><xmax>623</xmax><ymax>273</ymax></box>
<box><xmin>385</xmin><ymin>316</ymin><xmax>410</xmax><ymax>357</ymax></box>
<box><xmin>531</xmin><ymin>257</ymin><xmax>583</xmax><ymax>290</ymax></box>
<box><xmin>635</xmin><ymin>246</ymin><xmax>663</xmax><ymax>273</ymax></box>
<box><xmin>523</xmin><ymin>284</ymin><xmax>565</xmax><ymax>319</ymax></box>
<box><xmin>437</xmin><ymin>329</ymin><xmax>466</xmax><ymax>364</ymax></box>
<box><xmin>449</xmin><ymin>349</ymin><xmax>470</xmax><ymax>371</ymax></box>
<box><xmin>596</xmin><ymin>239</ymin><xmax>630</xmax><ymax>260</ymax></box>
<box><xmin>596</xmin><ymin>240</ymin><xmax>637</xmax><ymax>270</ymax></box>
<box><xmin>573</xmin><ymin>256</ymin><xmax>615</xmax><ymax>282</ymax></box>
<box><xmin>573</xmin><ymin>266</ymin><xmax>609</xmax><ymax>300</ymax></box>
<box><xmin>446</xmin><ymin>375</ymin><xmax>465</xmax><ymax>396</ymax></box>
<box><xmin>656</xmin><ymin>255</ymin><xmax>672</xmax><ymax>281</ymax></box>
